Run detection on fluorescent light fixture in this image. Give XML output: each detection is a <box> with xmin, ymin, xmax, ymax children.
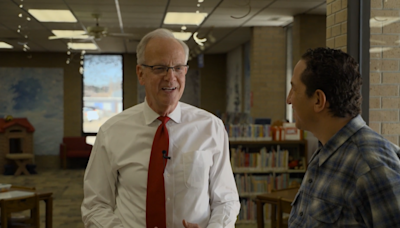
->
<box><xmin>370</xmin><ymin>17</ymin><xmax>400</xmax><ymax>28</ymax></box>
<box><xmin>68</xmin><ymin>42</ymin><xmax>97</xmax><ymax>50</ymax></box>
<box><xmin>51</xmin><ymin>30</ymin><xmax>89</xmax><ymax>39</ymax></box>
<box><xmin>370</xmin><ymin>47</ymin><xmax>392</xmax><ymax>53</ymax></box>
<box><xmin>370</xmin><ymin>39</ymin><xmax>386</xmax><ymax>44</ymax></box>
<box><xmin>0</xmin><ymin>42</ymin><xmax>13</xmax><ymax>49</ymax></box>
<box><xmin>173</xmin><ymin>32</ymin><xmax>192</xmax><ymax>41</ymax></box>
<box><xmin>164</xmin><ymin>12</ymin><xmax>208</xmax><ymax>25</ymax></box>
<box><xmin>28</xmin><ymin>9</ymin><xmax>77</xmax><ymax>22</ymax></box>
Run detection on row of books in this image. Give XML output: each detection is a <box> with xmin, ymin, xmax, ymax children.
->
<box><xmin>231</xmin><ymin>146</ymin><xmax>289</xmax><ymax>169</ymax></box>
<box><xmin>238</xmin><ymin>198</ymin><xmax>272</xmax><ymax>221</ymax></box>
<box><xmin>235</xmin><ymin>173</ymin><xmax>300</xmax><ymax>193</ymax></box>
<box><xmin>227</xmin><ymin>124</ymin><xmax>271</xmax><ymax>140</ymax></box>
<box><xmin>235</xmin><ymin>174</ymin><xmax>273</xmax><ymax>193</ymax></box>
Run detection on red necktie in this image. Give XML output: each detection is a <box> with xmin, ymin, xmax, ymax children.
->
<box><xmin>146</xmin><ymin>116</ymin><xmax>170</xmax><ymax>228</ymax></box>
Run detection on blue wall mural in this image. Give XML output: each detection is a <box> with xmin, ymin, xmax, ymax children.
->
<box><xmin>0</xmin><ymin>68</ymin><xmax>63</xmax><ymax>155</ymax></box>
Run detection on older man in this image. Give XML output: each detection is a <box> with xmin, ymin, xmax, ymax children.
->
<box><xmin>81</xmin><ymin>28</ymin><xmax>240</xmax><ymax>228</ymax></box>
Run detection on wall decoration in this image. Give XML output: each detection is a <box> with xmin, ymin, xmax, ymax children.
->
<box><xmin>0</xmin><ymin>67</ymin><xmax>63</xmax><ymax>155</ymax></box>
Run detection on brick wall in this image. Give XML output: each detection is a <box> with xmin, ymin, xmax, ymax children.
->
<box><xmin>250</xmin><ymin>27</ymin><xmax>287</xmax><ymax>122</ymax></box>
<box><xmin>123</xmin><ymin>53</ymin><xmax>138</xmax><ymax>109</ymax></box>
<box><xmin>370</xmin><ymin>0</ymin><xmax>400</xmax><ymax>144</ymax></box>
<box><xmin>197</xmin><ymin>54</ymin><xmax>227</xmax><ymax>114</ymax></box>
<box><xmin>326</xmin><ymin>0</ymin><xmax>348</xmax><ymax>51</ymax></box>
<box><xmin>293</xmin><ymin>14</ymin><xmax>327</xmax><ymax>64</ymax></box>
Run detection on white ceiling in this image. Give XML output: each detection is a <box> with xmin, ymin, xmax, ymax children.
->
<box><xmin>0</xmin><ymin>0</ymin><xmax>326</xmax><ymax>54</ymax></box>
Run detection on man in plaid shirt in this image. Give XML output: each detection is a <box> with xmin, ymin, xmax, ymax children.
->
<box><xmin>286</xmin><ymin>47</ymin><xmax>400</xmax><ymax>227</ymax></box>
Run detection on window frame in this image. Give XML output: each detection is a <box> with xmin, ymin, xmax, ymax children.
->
<box><xmin>81</xmin><ymin>53</ymin><xmax>125</xmax><ymax>137</ymax></box>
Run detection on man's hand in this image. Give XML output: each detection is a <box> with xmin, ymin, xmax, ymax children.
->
<box><xmin>182</xmin><ymin>219</ymin><xmax>201</xmax><ymax>228</ymax></box>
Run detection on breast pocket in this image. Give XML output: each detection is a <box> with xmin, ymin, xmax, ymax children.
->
<box><xmin>288</xmin><ymin>191</ymin><xmax>301</xmax><ymax>225</ymax></box>
<box><xmin>308</xmin><ymin>197</ymin><xmax>342</xmax><ymax>226</ymax></box>
<box><xmin>183</xmin><ymin>150</ymin><xmax>213</xmax><ymax>188</ymax></box>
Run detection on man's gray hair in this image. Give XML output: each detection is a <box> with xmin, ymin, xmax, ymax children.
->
<box><xmin>136</xmin><ymin>28</ymin><xmax>189</xmax><ymax>64</ymax></box>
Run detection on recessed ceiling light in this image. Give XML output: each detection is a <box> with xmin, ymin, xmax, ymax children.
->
<box><xmin>370</xmin><ymin>47</ymin><xmax>392</xmax><ymax>53</ymax></box>
<box><xmin>164</xmin><ymin>12</ymin><xmax>208</xmax><ymax>25</ymax></box>
<box><xmin>173</xmin><ymin>32</ymin><xmax>192</xmax><ymax>41</ymax></box>
<box><xmin>370</xmin><ymin>17</ymin><xmax>400</xmax><ymax>28</ymax></box>
<box><xmin>28</xmin><ymin>9</ymin><xmax>77</xmax><ymax>22</ymax></box>
<box><xmin>0</xmin><ymin>42</ymin><xmax>13</xmax><ymax>49</ymax></box>
<box><xmin>50</xmin><ymin>30</ymin><xmax>89</xmax><ymax>39</ymax></box>
<box><xmin>68</xmin><ymin>42</ymin><xmax>97</xmax><ymax>50</ymax></box>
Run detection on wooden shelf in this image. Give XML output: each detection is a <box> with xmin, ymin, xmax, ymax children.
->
<box><xmin>230</xmin><ymin>139</ymin><xmax>307</xmax><ymax>145</ymax></box>
<box><xmin>233</xmin><ymin>167</ymin><xmax>306</xmax><ymax>173</ymax></box>
<box><xmin>232</xmin><ymin>140</ymin><xmax>307</xmax><ymax>222</ymax></box>
<box><xmin>236</xmin><ymin>220</ymin><xmax>257</xmax><ymax>224</ymax></box>
<box><xmin>239</xmin><ymin>192</ymin><xmax>265</xmax><ymax>198</ymax></box>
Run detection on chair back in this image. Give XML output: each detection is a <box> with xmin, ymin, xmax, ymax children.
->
<box><xmin>63</xmin><ymin>137</ymin><xmax>87</xmax><ymax>150</ymax></box>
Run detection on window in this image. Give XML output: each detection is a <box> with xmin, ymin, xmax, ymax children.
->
<box><xmin>82</xmin><ymin>54</ymin><xmax>123</xmax><ymax>144</ymax></box>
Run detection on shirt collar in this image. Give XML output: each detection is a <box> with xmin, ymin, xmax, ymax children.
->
<box><xmin>143</xmin><ymin>98</ymin><xmax>182</xmax><ymax>125</ymax></box>
<box><xmin>318</xmin><ymin>115</ymin><xmax>366</xmax><ymax>166</ymax></box>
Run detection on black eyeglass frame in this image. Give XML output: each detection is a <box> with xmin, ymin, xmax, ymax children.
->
<box><xmin>141</xmin><ymin>64</ymin><xmax>189</xmax><ymax>74</ymax></box>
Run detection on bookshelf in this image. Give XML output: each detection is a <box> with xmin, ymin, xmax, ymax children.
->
<box><xmin>230</xmin><ymin>139</ymin><xmax>307</xmax><ymax>225</ymax></box>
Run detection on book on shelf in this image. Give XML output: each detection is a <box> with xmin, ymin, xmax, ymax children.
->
<box><xmin>228</xmin><ymin>124</ymin><xmax>271</xmax><ymax>140</ymax></box>
<box><xmin>235</xmin><ymin>173</ymin><xmax>272</xmax><ymax>193</ymax></box>
<box><xmin>230</xmin><ymin>146</ymin><xmax>289</xmax><ymax>170</ymax></box>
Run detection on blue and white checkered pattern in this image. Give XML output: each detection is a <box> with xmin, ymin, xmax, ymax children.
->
<box><xmin>289</xmin><ymin>115</ymin><xmax>400</xmax><ymax>227</ymax></box>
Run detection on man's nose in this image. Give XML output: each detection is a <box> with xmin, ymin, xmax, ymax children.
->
<box><xmin>286</xmin><ymin>92</ymin><xmax>292</xmax><ymax>104</ymax></box>
<box><xmin>163</xmin><ymin>68</ymin><xmax>176</xmax><ymax>80</ymax></box>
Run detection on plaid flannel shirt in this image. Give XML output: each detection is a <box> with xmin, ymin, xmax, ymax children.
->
<box><xmin>289</xmin><ymin>115</ymin><xmax>400</xmax><ymax>228</ymax></box>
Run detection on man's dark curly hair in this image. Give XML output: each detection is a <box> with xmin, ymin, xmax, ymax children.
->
<box><xmin>300</xmin><ymin>47</ymin><xmax>362</xmax><ymax>118</ymax></box>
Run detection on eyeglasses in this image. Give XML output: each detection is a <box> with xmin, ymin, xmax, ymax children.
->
<box><xmin>141</xmin><ymin>64</ymin><xmax>189</xmax><ymax>75</ymax></box>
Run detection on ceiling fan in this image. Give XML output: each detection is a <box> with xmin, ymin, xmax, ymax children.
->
<box><xmin>49</xmin><ymin>14</ymin><xmax>140</xmax><ymax>41</ymax></box>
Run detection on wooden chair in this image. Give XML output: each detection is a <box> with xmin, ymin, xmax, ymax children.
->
<box><xmin>276</xmin><ymin>197</ymin><xmax>293</xmax><ymax>228</ymax></box>
<box><xmin>271</xmin><ymin>185</ymin><xmax>300</xmax><ymax>228</ymax></box>
<box><xmin>0</xmin><ymin>194</ymin><xmax>40</xmax><ymax>228</ymax></box>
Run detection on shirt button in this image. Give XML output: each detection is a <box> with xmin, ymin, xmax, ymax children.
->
<box><xmin>308</xmin><ymin>179</ymin><xmax>313</xmax><ymax>183</ymax></box>
<box><xmin>167</xmin><ymin>197</ymin><xmax>170</xmax><ymax>201</ymax></box>
<box><xmin>300</xmin><ymin>212</ymin><xmax>303</xmax><ymax>216</ymax></box>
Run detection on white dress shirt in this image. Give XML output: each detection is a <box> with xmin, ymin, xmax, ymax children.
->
<box><xmin>81</xmin><ymin>100</ymin><xmax>240</xmax><ymax>228</ymax></box>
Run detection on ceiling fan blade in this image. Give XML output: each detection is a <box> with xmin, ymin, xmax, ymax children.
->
<box><xmin>48</xmin><ymin>36</ymin><xmax>64</xmax><ymax>40</ymax></box>
<box><xmin>48</xmin><ymin>35</ymin><xmax>92</xmax><ymax>40</ymax></box>
<box><xmin>128</xmin><ymin>38</ymin><xmax>141</xmax><ymax>43</ymax></box>
<box><xmin>107</xmin><ymin>33</ymin><xmax>138</xmax><ymax>37</ymax></box>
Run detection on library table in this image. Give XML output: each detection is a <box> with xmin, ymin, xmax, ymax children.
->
<box><xmin>256</xmin><ymin>187</ymin><xmax>299</xmax><ymax>228</ymax></box>
<box><xmin>1</xmin><ymin>187</ymin><xmax>53</xmax><ymax>228</ymax></box>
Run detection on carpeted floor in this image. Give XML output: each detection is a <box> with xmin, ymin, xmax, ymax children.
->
<box><xmin>1</xmin><ymin>169</ymin><xmax>262</xmax><ymax>228</ymax></box>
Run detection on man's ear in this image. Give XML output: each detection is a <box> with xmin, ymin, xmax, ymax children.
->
<box><xmin>314</xmin><ymin>89</ymin><xmax>327</xmax><ymax>113</ymax></box>
<box><xmin>136</xmin><ymin>65</ymin><xmax>145</xmax><ymax>85</ymax></box>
